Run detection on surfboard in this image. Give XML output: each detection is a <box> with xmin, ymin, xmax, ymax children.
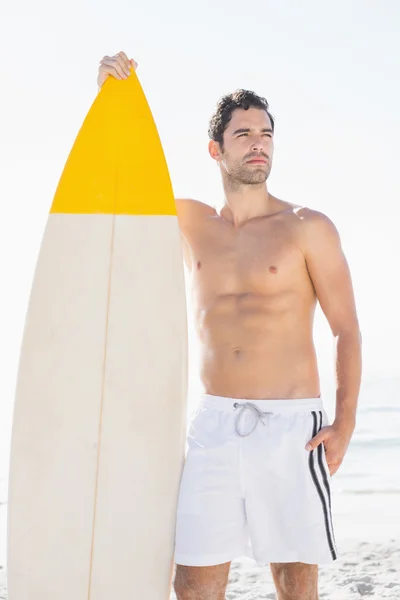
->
<box><xmin>7</xmin><ymin>68</ymin><xmax>188</xmax><ymax>599</ymax></box>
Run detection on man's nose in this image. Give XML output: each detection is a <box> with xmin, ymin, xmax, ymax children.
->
<box><xmin>251</xmin><ymin>137</ymin><xmax>264</xmax><ymax>151</ymax></box>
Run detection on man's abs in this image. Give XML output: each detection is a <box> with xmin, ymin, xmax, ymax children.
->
<box><xmin>195</xmin><ymin>293</ymin><xmax>320</xmax><ymax>400</ymax></box>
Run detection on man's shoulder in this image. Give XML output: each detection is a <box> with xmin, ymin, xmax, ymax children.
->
<box><xmin>175</xmin><ymin>198</ymin><xmax>216</xmax><ymax>232</ymax></box>
<box><xmin>287</xmin><ymin>205</ymin><xmax>342</xmax><ymax>255</ymax></box>
<box><xmin>175</xmin><ymin>198</ymin><xmax>216</xmax><ymax>214</ymax></box>
<box><xmin>269</xmin><ymin>197</ymin><xmax>331</xmax><ymax>225</ymax></box>
<box><xmin>283</xmin><ymin>202</ymin><xmax>328</xmax><ymax>223</ymax></box>
<box><xmin>287</xmin><ymin>204</ymin><xmax>339</xmax><ymax>234</ymax></box>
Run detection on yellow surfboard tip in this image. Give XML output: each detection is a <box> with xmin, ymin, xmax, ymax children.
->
<box><xmin>50</xmin><ymin>68</ymin><xmax>176</xmax><ymax>217</ymax></box>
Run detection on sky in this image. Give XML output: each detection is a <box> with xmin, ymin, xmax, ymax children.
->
<box><xmin>0</xmin><ymin>0</ymin><xmax>399</xmax><ymax>541</ymax></box>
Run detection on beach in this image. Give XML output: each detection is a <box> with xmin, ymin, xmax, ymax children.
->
<box><xmin>223</xmin><ymin>539</ymin><xmax>399</xmax><ymax>599</ymax></box>
<box><xmin>0</xmin><ymin>539</ymin><xmax>398</xmax><ymax>599</ymax></box>
<box><xmin>1</xmin><ymin>377</ymin><xmax>399</xmax><ymax>598</ymax></box>
<box><xmin>170</xmin><ymin>539</ymin><xmax>400</xmax><ymax>599</ymax></box>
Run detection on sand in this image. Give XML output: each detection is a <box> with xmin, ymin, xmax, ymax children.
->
<box><xmin>171</xmin><ymin>539</ymin><xmax>400</xmax><ymax>599</ymax></box>
<box><xmin>221</xmin><ymin>539</ymin><xmax>400</xmax><ymax>599</ymax></box>
<box><xmin>0</xmin><ymin>539</ymin><xmax>398</xmax><ymax>599</ymax></box>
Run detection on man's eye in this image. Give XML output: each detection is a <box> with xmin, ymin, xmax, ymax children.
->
<box><xmin>237</xmin><ymin>133</ymin><xmax>248</xmax><ymax>137</ymax></box>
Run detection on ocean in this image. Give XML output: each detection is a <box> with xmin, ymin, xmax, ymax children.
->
<box><xmin>331</xmin><ymin>376</ymin><xmax>400</xmax><ymax>497</ymax></box>
<box><xmin>1</xmin><ymin>375</ymin><xmax>399</xmax><ymax>565</ymax></box>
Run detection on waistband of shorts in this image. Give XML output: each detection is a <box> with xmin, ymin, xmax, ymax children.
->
<box><xmin>199</xmin><ymin>393</ymin><xmax>324</xmax><ymax>413</ymax></box>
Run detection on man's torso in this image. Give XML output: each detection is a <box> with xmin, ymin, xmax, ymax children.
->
<box><xmin>177</xmin><ymin>196</ymin><xmax>320</xmax><ymax>400</ymax></box>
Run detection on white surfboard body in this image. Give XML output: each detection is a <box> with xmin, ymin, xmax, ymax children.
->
<box><xmin>7</xmin><ymin>71</ymin><xmax>188</xmax><ymax>599</ymax></box>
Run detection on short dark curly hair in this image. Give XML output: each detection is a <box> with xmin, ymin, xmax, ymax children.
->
<box><xmin>208</xmin><ymin>89</ymin><xmax>274</xmax><ymax>149</ymax></box>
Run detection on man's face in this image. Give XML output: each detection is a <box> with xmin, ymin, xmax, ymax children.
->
<box><xmin>214</xmin><ymin>107</ymin><xmax>274</xmax><ymax>185</ymax></box>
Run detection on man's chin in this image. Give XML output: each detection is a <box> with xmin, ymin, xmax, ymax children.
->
<box><xmin>244</xmin><ymin>173</ymin><xmax>269</xmax><ymax>185</ymax></box>
<box><xmin>228</xmin><ymin>167</ymin><xmax>270</xmax><ymax>186</ymax></box>
<box><xmin>245</xmin><ymin>166</ymin><xmax>270</xmax><ymax>181</ymax></box>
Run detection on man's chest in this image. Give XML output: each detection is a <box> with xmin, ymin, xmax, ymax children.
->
<box><xmin>185</xmin><ymin>221</ymin><xmax>310</xmax><ymax>297</ymax></box>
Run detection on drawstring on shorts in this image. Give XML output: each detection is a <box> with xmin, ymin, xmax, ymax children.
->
<box><xmin>233</xmin><ymin>402</ymin><xmax>271</xmax><ymax>437</ymax></box>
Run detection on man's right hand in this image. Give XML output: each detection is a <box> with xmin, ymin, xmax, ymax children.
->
<box><xmin>97</xmin><ymin>51</ymin><xmax>138</xmax><ymax>90</ymax></box>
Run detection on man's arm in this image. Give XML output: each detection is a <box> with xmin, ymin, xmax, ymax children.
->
<box><xmin>175</xmin><ymin>199</ymin><xmax>217</xmax><ymax>272</ymax></box>
<box><xmin>300</xmin><ymin>209</ymin><xmax>362</xmax><ymax>474</ymax></box>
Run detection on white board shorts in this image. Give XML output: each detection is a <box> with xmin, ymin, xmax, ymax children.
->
<box><xmin>174</xmin><ymin>394</ymin><xmax>337</xmax><ymax>567</ymax></box>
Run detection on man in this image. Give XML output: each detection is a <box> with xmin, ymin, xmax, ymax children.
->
<box><xmin>97</xmin><ymin>52</ymin><xmax>362</xmax><ymax>600</ymax></box>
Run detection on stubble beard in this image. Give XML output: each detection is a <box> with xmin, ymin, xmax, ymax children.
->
<box><xmin>235</xmin><ymin>164</ymin><xmax>270</xmax><ymax>185</ymax></box>
<box><xmin>222</xmin><ymin>155</ymin><xmax>272</xmax><ymax>188</ymax></box>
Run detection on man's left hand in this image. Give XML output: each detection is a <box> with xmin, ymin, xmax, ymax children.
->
<box><xmin>305</xmin><ymin>422</ymin><xmax>354</xmax><ymax>476</ymax></box>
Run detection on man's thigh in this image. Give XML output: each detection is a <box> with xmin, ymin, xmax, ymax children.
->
<box><xmin>270</xmin><ymin>563</ymin><xmax>318</xmax><ymax>600</ymax></box>
<box><xmin>173</xmin><ymin>563</ymin><xmax>231</xmax><ymax>600</ymax></box>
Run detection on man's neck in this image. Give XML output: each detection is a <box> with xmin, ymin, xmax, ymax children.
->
<box><xmin>217</xmin><ymin>183</ymin><xmax>273</xmax><ymax>228</ymax></box>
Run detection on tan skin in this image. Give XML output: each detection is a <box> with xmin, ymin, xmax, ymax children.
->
<box><xmin>98</xmin><ymin>53</ymin><xmax>362</xmax><ymax>600</ymax></box>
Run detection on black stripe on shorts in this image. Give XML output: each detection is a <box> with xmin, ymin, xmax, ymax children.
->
<box><xmin>316</xmin><ymin>411</ymin><xmax>337</xmax><ymax>550</ymax></box>
<box><xmin>309</xmin><ymin>411</ymin><xmax>337</xmax><ymax>560</ymax></box>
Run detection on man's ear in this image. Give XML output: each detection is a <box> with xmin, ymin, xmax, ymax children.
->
<box><xmin>208</xmin><ymin>139</ymin><xmax>223</xmax><ymax>163</ymax></box>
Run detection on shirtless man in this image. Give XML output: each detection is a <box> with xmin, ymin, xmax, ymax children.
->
<box><xmin>97</xmin><ymin>52</ymin><xmax>362</xmax><ymax>600</ymax></box>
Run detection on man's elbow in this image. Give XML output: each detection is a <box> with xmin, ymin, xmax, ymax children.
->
<box><xmin>333</xmin><ymin>324</ymin><xmax>362</xmax><ymax>345</ymax></box>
